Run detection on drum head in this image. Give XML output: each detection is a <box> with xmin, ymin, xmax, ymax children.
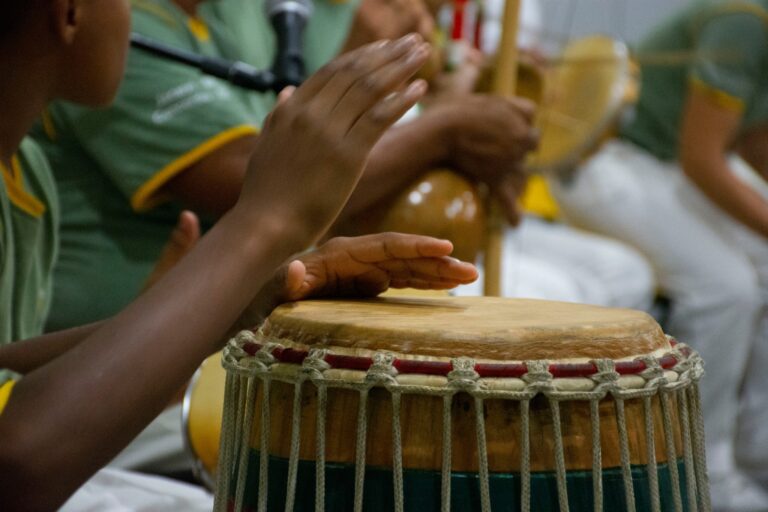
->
<box><xmin>263</xmin><ymin>297</ymin><xmax>668</xmax><ymax>362</ymax></box>
<box><xmin>527</xmin><ymin>35</ymin><xmax>632</xmax><ymax>174</ymax></box>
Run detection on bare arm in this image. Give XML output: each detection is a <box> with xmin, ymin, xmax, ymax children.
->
<box><xmin>161</xmin><ymin>134</ymin><xmax>259</xmax><ymax>218</ymax></box>
<box><xmin>736</xmin><ymin>127</ymin><xmax>768</xmax><ymax>181</ymax></box>
<box><xmin>679</xmin><ymin>87</ymin><xmax>768</xmax><ymax>238</ymax></box>
<box><xmin>0</xmin><ymin>37</ymin><xmax>429</xmax><ymax>511</ymax></box>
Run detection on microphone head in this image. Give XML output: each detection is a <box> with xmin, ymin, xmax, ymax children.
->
<box><xmin>264</xmin><ymin>0</ymin><xmax>314</xmax><ymax>20</ymax></box>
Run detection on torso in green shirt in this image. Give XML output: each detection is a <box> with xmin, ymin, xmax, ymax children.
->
<box><xmin>0</xmin><ymin>138</ymin><xmax>59</xmax><ymax>345</ymax></box>
<box><xmin>622</xmin><ymin>0</ymin><xmax>768</xmax><ymax>160</ymax></box>
<box><xmin>33</xmin><ymin>0</ymin><xmax>270</xmax><ymax>330</ymax></box>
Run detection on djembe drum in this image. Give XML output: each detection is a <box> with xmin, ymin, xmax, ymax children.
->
<box><xmin>213</xmin><ymin>297</ymin><xmax>709</xmax><ymax>512</ymax></box>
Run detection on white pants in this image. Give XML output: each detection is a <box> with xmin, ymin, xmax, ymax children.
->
<box><xmin>108</xmin><ymin>404</ymin><xmax>191</xmax><ymax>475</ymax></box>
<box><xmin>454</xmin><ymin>215</ymin><xmax>655</xmax><ymax>311</ymax></box>
<box><xmin>550</xmin><ymin>140</ymin><xmax>768</xmax><ymax>477</ymax></box>
<box><xmin>60</xmin><ymin>467</ymin><xmax>213</xmax><ymax>511</ymax></box>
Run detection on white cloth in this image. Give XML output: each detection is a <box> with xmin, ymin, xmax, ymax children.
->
<box><xmin>454</xmin><ymin>215</ymin><xmax>655</xmax><ymax>311</ymax></box>
<box><xmin>108</xmin><ymin>404</ymin><xmax>191</xmax><ymax>474</ymax></box>
<box><xmin>550</xmin><ymin>139</ymin><xmax>768</xmax><ymax>481</ymax></box>
<box><xmin>60</xmin><ymin>467</ymin><xmax>213</xmax><ymax>512</ymax></box>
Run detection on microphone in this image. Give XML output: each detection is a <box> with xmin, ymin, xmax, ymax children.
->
<box><xmin>265</xmin><ymin>0</ymin><xmax>314</xmax><ymax>89</ymax></box>
<box><xmin>130</xmin><ymin>33</ymin><xmax>277</xmax><ymax>93</ymax></box>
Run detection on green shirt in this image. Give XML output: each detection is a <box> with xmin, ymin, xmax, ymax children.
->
<box><xmin>201</xmin><ymin>0</ymin><xmax>360</xmax><ymax>73</ymax></box>
<box><xmin>622</xmin><ymin>0</ymin><xmax>768</xmax><ymax>160</ymax></box>
<box><xmin>33</xmin><ymin>0</ymin><xmax>268</xmax><ymax>330</ymax></box>
<box><xmin>0</xmin><ymin>138</ymin><xmax>59</xmax><ymax>344</ymax></box>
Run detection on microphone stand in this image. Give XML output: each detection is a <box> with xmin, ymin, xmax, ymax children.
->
<box><xmin>130</xmin><ymin>33</ymin><xmax>282</xmax><ymax>93</ymax></box>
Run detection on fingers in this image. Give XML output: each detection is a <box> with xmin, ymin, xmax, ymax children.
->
<box><xmin>329</xmin><ymin>232</ymin><xmax>455</xmax><ymax>262</ymax></box>
<box><xmin>326</xmin><ymin>38</ymin><xmax>430</xmax><ymax>134</ymax></box>
<box><xmin>375</xmin><ymin>257</ymin><xmax>478</xmax><ymax>283</ymax></box>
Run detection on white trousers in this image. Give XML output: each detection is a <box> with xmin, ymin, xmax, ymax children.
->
<box><xmin>454</xmin><ymin>215</ymin><xmax>655</xmax><ymax>311</ymax></box>
<box><xmin>550</xmin><ymin>140</ymin><xmax>768</xmax><ymax>477</ymax></box>
<box><xmin>60</xmin><ymin>467</ymin><xmax>213</xmax><ymax>511</ymax></box>
<box><xmin>108</xmin><ymin>404</ymin><xmax>191</xmax><ymax>475</ymax></box>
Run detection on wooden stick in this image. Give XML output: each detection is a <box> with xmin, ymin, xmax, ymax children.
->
<box><xmin>483</xmin><ymin>0</ymin><xmax>521</xmax><ymax>296</ymax></box>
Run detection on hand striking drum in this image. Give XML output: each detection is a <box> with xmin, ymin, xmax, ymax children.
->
<box><xmin>211</xmin><ymin>297</ymin><xmax>709</xmax><ymax>512</ymax></box>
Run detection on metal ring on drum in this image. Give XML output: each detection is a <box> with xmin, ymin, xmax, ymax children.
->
<box><xmin>211</xmin><ymin>297</ymin><xmax>709</xmax><ymax>512</ymax></box>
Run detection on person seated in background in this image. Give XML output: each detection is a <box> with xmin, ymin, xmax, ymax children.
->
<box><xmin>547</xmin><ymin>1</ymin><xmax>768</xmax><ymax>509</ymax></box>
<box><xmin>0</xmin><ymin>1</ymin><xmax>479</xmax><ymax>509</ymax></box>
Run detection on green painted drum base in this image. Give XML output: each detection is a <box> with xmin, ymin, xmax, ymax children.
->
<box><xmin>228</xmin><ymin>451</ymin><xmax>691</xmax><ymax>512</ymax></box>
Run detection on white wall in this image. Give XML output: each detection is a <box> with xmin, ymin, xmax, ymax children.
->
<box><xmin>535</xmin><ymin>0</ymin><xmax>693</xmax><ymax>52</ymax></box>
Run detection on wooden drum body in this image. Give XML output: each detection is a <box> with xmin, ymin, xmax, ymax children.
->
<box><xmin>214</xmin><ymin>297</ymin><xmax>708</xmax><ymax>512</ymax></box>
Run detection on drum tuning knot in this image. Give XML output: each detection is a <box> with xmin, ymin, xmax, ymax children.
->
<box><xmin>637</xmin><ymin>355</ymin><xmax>665</xmax><ymax>385</ymax></box>
<box><xmin>301</xmin><ymin>348</ymin><xmax>331</xmax><ymax>379</ymax></box>
<box><xmin>366</xmin><ymin>352</ymin><xmax>399</xmax><ymax>385</ymax></box>
<box><xmin>522</xmin><ymin>360</ymin><xmax>554</xmax><ymax>391</ymax></box>
<box><xmin>254</xmin><ymin>343</ymin><xmax>280</xmax><ymax>368</ymax></box>
<box><xmin>589</xmin><ymin>359</ymin><xmax>620</xmax><ymax>391</ymax></box>
<box><xmin>448</xmin><ymin>357</ymin><xmax>480</xmax><ymax>390</ymax></box>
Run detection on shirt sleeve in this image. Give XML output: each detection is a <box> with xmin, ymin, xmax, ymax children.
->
<box><xmin>51</xmin><ymin>15</ymin><xmax>259</xmax><ymax>212</ymax></box>
<box><xmin>0</xmin><ymin>370</ymin><xmax>20</xmax><ymax>416</ymax></box>
<box><xmin>690</xmin><ymin>9</ymin><xmax>768</xmax><ymax>111</ymax></box>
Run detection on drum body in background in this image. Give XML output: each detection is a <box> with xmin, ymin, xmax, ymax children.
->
<box><xmin>213</xmin><ymin>297</ymin><xmax>709</xmax><ymax>512</ymax></box>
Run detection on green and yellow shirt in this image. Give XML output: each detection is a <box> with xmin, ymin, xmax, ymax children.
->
<box><xmin>0</xmin><ymin>138</ymin><xmax>59</xmax><ymax>344</ymax></box>
<box><xmin>0</xmin><ymin>370</ymin><xmax>18</xmax><ymax>415</ymax></box>
<box><xmin>33</xmin><ymin>0</ymin><xmax>269</xmax><ymax>330</ymax></box>
<box><xmin>622</xmin><ymin>0</ymin><xmax>768</xmax><ymax>160</ymax></box>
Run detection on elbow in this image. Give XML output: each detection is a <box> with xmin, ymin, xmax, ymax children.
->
<box><xmin>0</xmin><ymin>430</ymin><xmax>78</xmax><ymax>511</ymax></box>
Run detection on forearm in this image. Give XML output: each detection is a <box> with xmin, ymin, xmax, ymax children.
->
<box><xmin>338</xmin><ymin>111</ymin><xmax>450</xmax><ymax>221</ymax></box>
<box><xmin>682</xmin><ymin>156</ymin><xmax>768</xmax><ymax>238</ymax></box>
<box><xmin>0</xmin><ymin>322</ymin><xmax>103</xmax><ymax>374</ymax></box>
<box><xmin>0</xmin><ymin>208</ymin><xmax>305</xmax><ymax>510</ymax></box>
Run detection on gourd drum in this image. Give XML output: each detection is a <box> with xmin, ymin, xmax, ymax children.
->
<box><xmin>211</xmin><ymin>297</ymin><xmax>708</xmax><ymax>512</ymax></box>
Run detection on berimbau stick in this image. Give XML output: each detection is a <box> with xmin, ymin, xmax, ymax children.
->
<box><xmin>484</xmin><ymin>0</ymin><xmax>521</xmax><ymax>296</ymax></box>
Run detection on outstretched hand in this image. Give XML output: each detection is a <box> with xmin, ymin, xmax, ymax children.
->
<box><xmin>233</xmin><ymin>233</ymin><xmax>478</xmax><ymax>331</ymax></box>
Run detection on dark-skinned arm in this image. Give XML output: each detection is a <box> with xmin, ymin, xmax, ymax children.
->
<box><xmin>679</xmin><ymin>86</ymin><xmax>768</xmax><ymax>238</ymax></box>
<box><xmin>0</xmin><ymin>36</ymin><xmax>430</xmax><ymax>511</ymax></box>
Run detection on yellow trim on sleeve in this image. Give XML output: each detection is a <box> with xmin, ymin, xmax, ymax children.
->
<box><xmin>0</xmin><ymin>379</ymin><xmax>17</xmax><ymax>416</ymax></box>
<box><xmin>40</xmin><ymin>109</ymin><xmax>58</xmax><ymax>141</ymax></box>
<box><xmin>689</xmin><ymin>76</ymin><xmax>746</xmax><ymax>112</ymax></box>
<box><xmin>1</xmin><ymin>157</ymin><xmax>46</xmax><ymax>218</ymax></box>
<box><xmin>130</xmin><ymin>125</ymin><xmax>259</xmax><ymax>212</ymax></box>
<box><xmin>187</xmin><ymin>17</ymin><xmax>211</xmax><ymax>42</ymax></box>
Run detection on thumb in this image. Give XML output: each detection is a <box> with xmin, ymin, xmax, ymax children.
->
<box><xmin>282</xmin><ymin>260</ymin><xmax>308</xmax><ymax>301</ymax></box>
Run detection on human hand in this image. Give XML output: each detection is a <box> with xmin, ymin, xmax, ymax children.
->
<box><xmin>425</xmin><ymin>94</ymin><xmax>538</xmax><ymax>225</ymax></box>
<box><xmin>143</xmin><ymin>210</ymin><xmax>200</xmax><ymax>291</ymax></box>
<box><xmin>235</xmin><ymin>35</ymin><xmax>431</xmax><ymax>248</ymax></box>
<box><xmin>341</xmin><ymin>0</ymin><xmax>434</xmax><ymax>54</ymax></box>
<box><xmin>232</xmin><ymin>233</ymin><xmax>478</xmax><ymax>330</ymax></box>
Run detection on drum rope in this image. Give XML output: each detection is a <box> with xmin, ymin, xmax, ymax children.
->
<box><xmin>660</xmin><ymin>390</ymin><xmax>684</xmax><ymax>512</ymax></box>
<box><xmin>235</xmin><ymin>377</ymin><xmax>258</xmax><ymax>512</ymax></box>
<box><xmin>614</xmin><ymin>396</ymin><xmax>637</xmax><ymax>512</ymax></box>
<box><xmin>589</xmin><ymin>399</ymin><xmax>603</xmax><ymax>512</ymax></box>
<box><xmin>638</xmin><ymin>355</ymin><xmax>665</xmax><ymax>512</ymax></box>
<box><xmin>217</xmin><ymin>334</ymin><xmax>708</xmax><ymax>511</ymax></box>
<box><xmin>549</xmin><ymin>398</ymin><xmax>571</xmax><ymax>512</ymax></box>
<box><xmin>441</xmin><ymin>394</ymin><xmax>453</xmax><ymax>512</ymax></box>
<box><xmin>520</xmin><ymin>399</ymin><xmax>532</xmax><ymax>512</ymax></box>
<box><xmin>213</xmin><ymin>368</ymin><xmax>237</xmax><ymax>512</ymax></box>
<box><xmin>689</xmin><ymin>384</ymin><xmax>711</xmax><ymax>511</ymax></box>
<box><xmin>354</xmin><ymin>389</ymin><xmax>370</xmax><ymax>512</ymax></box>
<box><xmin>315</xmin><ymin>383</ymin><xmax>328</xmax><ymax>512</ymax></box>
<box><xmin>391</xmin><ymin>390</ymin><xmax>405</xmax><ymax>512</ymax></box>
<box><xmin>257</xmin><ymin>379</ymin><xmax>272</xmax><ymax>512</ymax></box>
<box><xmin>303</xmin><ymin>349</ymin><xmax>332</xmax><ymax>512</ymax></box>
<box><xmin>678</xmin><ymin>386</ymin><xmax>698</xmax><ymax>512</ymax></box>
<box><xmin>284</xmin><ymin>379</ymin><xmax>304</xmax><ymax>512</ymax></box>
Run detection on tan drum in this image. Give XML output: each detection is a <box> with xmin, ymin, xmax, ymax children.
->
<box><xmin>212</xmin><ymin>297</ymin><xmax>709</xmax><ymax>512</ymax></box>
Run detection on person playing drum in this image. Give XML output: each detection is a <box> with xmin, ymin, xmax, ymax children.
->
<box><xmin>0</xmin><ymin>2</ymin><xmax>481</xmax><ymax>508</ymax></box>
